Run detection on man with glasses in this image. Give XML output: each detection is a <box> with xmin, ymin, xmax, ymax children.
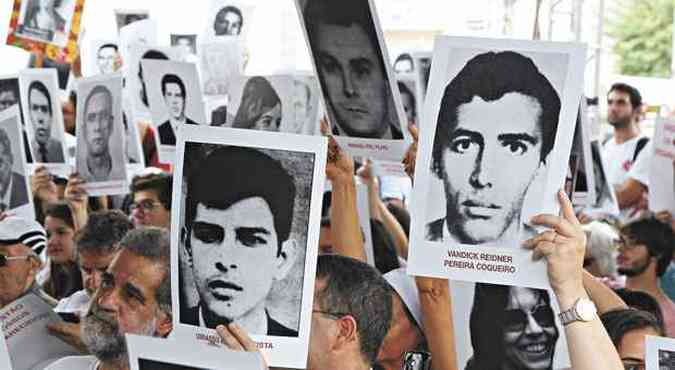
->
<box><xmin>616</xmin><ymin>217</ymin><xmax>675</xmax><ymax>337</ymax></box>
<box><xmin>0</xmin><ymin>128</ymin><xmax>28</xmax><ymax>212</ymax></box>
<box><xmin>80</xmin><ymin>85</ymin><xmax>125</xmax><ymax>183</ymax></box>
<box><xmin>27</xmin><ymin>80</ymin><xmax>64</xmax><ymax>163</ymax></box>
<box><xmin>0</xmin><ymin>216</ymin><xmax>55</xmax><ymax>308</ymax></box>
<box><xmin>129</xmin><ymin>173</ymin><xmax>172</xmax><ymax>228</ymax></box>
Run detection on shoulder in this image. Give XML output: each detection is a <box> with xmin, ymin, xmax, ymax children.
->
<box><xmin>267</xmin><ymin>314</ymin><xmax>298</xmax><ymax>337</ymax></box>
<box><xmin>426</xmin><ymin>218</ymin><xmax>445</xmax><ymax>241</ymax></box>
<box><xmin>186</xmin><ymin>117</ymin><xmax>199</xmax><ymax>125</ymax></box>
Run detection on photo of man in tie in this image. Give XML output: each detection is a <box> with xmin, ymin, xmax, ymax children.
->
<box><xmin>27</xmin><ymin>80</ymin><xmax>65</xmax><ymax>163</ymax></box>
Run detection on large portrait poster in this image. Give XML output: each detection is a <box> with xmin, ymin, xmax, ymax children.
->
<box><xmin>450</xmin><ymin>280</ymin><xmax>571</xmax><ymax>370</ymax></box>
<box><xmin>294</xmin><ymin>0</ymin><xmax>410</xmax><ymax>161</ymax></box>
<box><xmin>649</xmin><ymin>118</ymin><xmax>675</xmax><ymax>215</ymax></box>
<box><xmin>170</xmin><ymin>125</ymin><xmax>326</xmax><ymax>369</ymax></box>
<box><xmin>407</xmin><ymin>37</ymin><xmax>586</xmax><ymax>288</ymax></box>
<box><xmin>7</xmin><ymin>0</ymin><xmax>85</xmax><ymax>64</ymax></box>
<box><xmin>0</xmin><ymin>106</ymin><xmax>35</xmax><ymax>219</ymax></box>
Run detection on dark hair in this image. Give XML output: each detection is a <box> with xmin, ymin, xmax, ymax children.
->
<box><xmin>120</xmin><ymin>228</ymin><xmax>171</xmax><ymax>317</ymax></box>
<box><xmin>620</xmin><ymin>217</ymin><xmax>675</xmax><ymax>276</ymax></box>
<box><xmin>371</xmin><ymin>219</ymin><xmax>400</xmax><ymax>274</ymax></box>
<box><xmin>27</xmin><ymin>80</ymin><xmax>53</xmax><ymax>115</ymax></box>
<box><xmin>98</xmin><ymin>43</ymin><xmax>118</xmax><ymax>53</ymax></box>
<box><xmin>613</xmin><ymin>288</ymin><xmax>664</xmax><ymax>328</ymax></box>
<box><xmin>466</xmin><ymin>284</ymin><xmax>558</xmax><ymax>370</ymax></box>
<box><xmin>395</xmin><ymin>53</ymin><xmax>414</xmax><ymax>70</ymax></box>
<box><xmin>130</xmin><ymin>173</ymin><xmax>173</xmax><ymax>210</ymax></box>
<box><xmin>161</xmin><ymin>74</ymin><xmax>186</xmax><ymax>99</ymax></box>
<box><xmin>432</xmin><ymin>51</ymin><xmax>560</xmax><ymax>176</ymax></box>
<box><xmin>316</xmin><ymin>254</ymin><xmax>393</xmax><ymax>365</ymax></box>
<box><xmin>600</xmin><ymin>308</ymin><xmax>664</xmax><ymax>348</ymax></box>
<box><xmin>75</xmin><ymin>210</ymin><xmax>134</xmax><ymax>257</ymax></box>
<box><xmin>139</xmin><ymin>50</ymin><xmax>169</xmax><ymax>107</ymax></box>
<box><xmin>397</xmin><ymin>81</ymin><xmax>416</xmax><ymax>116</ymax></box>
<box><xmin>185</xmin><ymin>146</ymin><xmax>295</xmax><ymax>254</ymax></box>
<box><xmin>232</xmin><ymin>77</ymin><xmax>281</xmax><ymax>130</ymax></box>
<box><xmin>214</xmin><ymin>6</ymin><xmax>243</xmax><ymax>34</ymax></box>
<box><xmin>0</xmin><ymin>79</ymin><xmax>20</xmax><ymax>103</ymax></box>
<box><xmin>45</xmin><ymin>203</ymin><xmax>74</xmax><ymax>229</ymax></box>
<box><xmin>608</xmin><ymin>83</ymin><xmax>642</xmax><ymax>111</ymax></box>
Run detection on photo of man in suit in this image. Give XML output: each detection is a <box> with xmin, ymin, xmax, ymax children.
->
<box><xmin>27</xmin><ymin>80</ymin><xmax>65</xmax><ymax>163</ymax></box>
<box><xmin>0</xmin><ymin>127</ymin><xmax>28</xmax><ymax>212</ymax></box>
<box><xmin>180</xmin><ymin>146</ymin><xmax>299</xmax><ymax>337</ymax></box>
<box><xmin>157</xmin><ymin>74</ymin><xmax>198</xmax><ymax>146</ymax></box>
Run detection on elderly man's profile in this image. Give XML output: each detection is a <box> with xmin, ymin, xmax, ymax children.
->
<box><xmin>180</xmin><ymin>145</ymin><xmax>299</xmax><ymax>337</ymax></box>
<box><xmin>0</xmin><ymin>126</ymin><xmax>28</xmax><ymax>211</ymax></box>
<box><xmin>427</xmin><ymin>51</ymin><xmax>560</xmax><ymax>246</ymax></box>
<box><xmin>80</xmin><ymin>85</ymin><xmax>125</xmax><ymax>182</ymax></box>
<box><xmin>302</xmin><ymin>0</ymin><xmax>403</xmax><ymax>140</ymax></box>
<box><xmin>157</xmin><ymin>73</ymin><xmax>198</xmax><ymax>146</ymax></box>
<box><xmin>213</xmin><ymin>6</ymin><xmax>243</xmax><ymax>36</ymax></box>
<box><xmin>27</xmin><ymin>80</ymin><xmax>65</xmax><ymax>163</ymax></box>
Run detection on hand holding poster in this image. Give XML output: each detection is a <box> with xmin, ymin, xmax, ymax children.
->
<box><xmin>126</xmin><ymin>334</ymin><xmax>265</xmax><ymax>370</ymax></box>
<box><xmin>171</xmin><ymin>125</ymin><xmax>326</xmax><ymax>368</ymax></box>
<box><xmin>1</xmin><ymin>292</ymin><xmax>79</xmax><ymax>370</ymax></box>
<box><xmin>649</xmin><ymin>118</ymin><xmax>675</xmax><ymax>215</ymax></box>
<box><xmin>407</xmin><ymin>36</ymin><xmax>586</xmax><ymax>288</ymax></box>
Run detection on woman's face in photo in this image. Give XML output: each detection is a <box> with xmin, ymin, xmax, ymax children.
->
<box><xmin>502</xmin><ymin>287</ymin><xmax>559</xmax><ymax>370</ymax></box>
<box><xmin>253</xmin><ymin>103</ymin><xmax>281</xmax><ymax>132</ymax></box>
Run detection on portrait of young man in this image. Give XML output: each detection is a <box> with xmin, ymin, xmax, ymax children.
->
<box><xmin>77</xmin><ymin>83</ymin><xmax>126</xmax><ymax>184</ymax></box>
<box><xmin>179</xmin><ymin>144</ymin><xmax>303</xmax><ymax>337</ymax></box>
<box><xmin>24</xmin><ymin>79</ymin><xmax>65</xmax><ymax>163</ymax></box>
<box><xmin>96</xmin><ymin>43</ymin><xmax>120</xmax><ymax>75</ymax></box>
<box><xmin>300</xmin><ymin>0</ymin><xmax>404</xmax><ymax>140</ymax></box>
<box><xmin>157</xmin><ymin>74</ymin><xmax>199</xmax><ymax>146</ymax></box>
<box><xmin>426</xmin><ymin>50</ymin><xmax>561</xmax><ymax>246</ymax></box>
<box><xmin>213</xmin><ymin>5</ymin><xmax>243</xmax><ymax>36</ymax></box>
<box><xmin>0</xmin><ymin>124</ymin><xmax>29</xmax><ymax>211</ymax></box>
<box><xmin>0</xmin><ymin>78</ymin><xmax>31</xmax><ymax>163</ymax></box>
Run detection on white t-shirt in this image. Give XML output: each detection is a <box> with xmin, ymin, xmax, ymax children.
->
<box><xmin>43</xmin><ymin>355</ymin><xmax>98</xmax><ymax>370</ymax></box>
<box><xmin>628</xmin><ymin>141</ymin><xmax>653</xmax><ymax>187</ymax></box>
<box><xmin>602</xmin><ymin>135</ymin><xmax>649</xmax><ymax>220</ymax></box>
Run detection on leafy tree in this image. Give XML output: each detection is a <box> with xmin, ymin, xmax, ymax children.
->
<box><xmin>607</xmin><ymin>0</ymin><xmax>674</xmax><ymax>78</ymax></box>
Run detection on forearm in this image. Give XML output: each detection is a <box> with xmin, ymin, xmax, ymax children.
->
<box><xmin>377</xmin><ymin>200</ymin><xmax>409</xmax><ymax>259</ymax></box>
<box><xmin>330</xmin><ymin>178</ymin><xmax>367</xmax><ymax>262</ymax></box>
<box><xmin>582</xmin><ymin>270</ymin><xmax>627</xmax><ymax>314</ymax></box>
<box><xmin>555</xmin><ymin>285</ymin><xmax>623</xmax><ymax>370</ymax></box>
<box><xmin>417</xmin><ymin>279</ymin><xmax>458</xmax><ymax>370</ymax></box>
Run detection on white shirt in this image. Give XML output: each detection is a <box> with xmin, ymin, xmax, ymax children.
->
<box><xmin>43</xmin><ymin>355</ymin><xmax>99</xmax><ymax>370</ymax></box>
<box><xmin>602</xmin><ymin>135</ymin><xmax>648</xmax><ymax>220</ymax></box>
<box><xmin>54</xmin><ymin>289</ymin><xmax>91</xmax><ymax>317</ymax></box>
<box><xmin>628</xmin><ymin>141</ymin><xmax>653</xmax><ymax>187</ymax></box>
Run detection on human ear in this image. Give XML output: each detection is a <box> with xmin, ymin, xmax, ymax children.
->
<box><xmin>274</xmin><ymin>239</ymin><xmax>298</xmax><ymax>280</ymax></box>
<box><xmin>334</xmin><ymin>315</ymin><xmax>359</xmax><ymax>351</ymax></box>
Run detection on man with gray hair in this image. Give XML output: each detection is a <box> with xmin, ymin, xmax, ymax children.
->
<box><xmin>0</xmin><ymin>127</ymin><xmax>28</xmax><ymax>211</ymax></box>
<box><xmin>45</xmin><ymin>227</ymin><xmax>172</xmax><ymax>370</ymax></box>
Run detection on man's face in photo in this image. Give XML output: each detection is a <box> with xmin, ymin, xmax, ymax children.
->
<box><xmin>0</xmin><ymin>90</ymin><xmax>18</xmax><ymax>111</ymax></box>
<box><xmin>190</xmin><ymin>197</ymin><xmax>287</xmax><ymax>322</ymax></box>
<box><xmin>97</xmin><ymin>46</ymin><xmax>118</xmax><ymax>75</ymax></box>
<box><xmin>29</xmin><ymin>87</ymin><xmax>53</xmax><ymax>145</ymax></box>
<box><xmin>176</xmin><ymin>38</ymin><xmax>194</xmax><ymax>55</ymax></box>
<box><xmin>84</xmin><ymin>91</ymin><xmax>113</xmax><ymax>157</ymax></box>
<box><xmin>163</xmin><ymin>82</ymin><xmax>185</xmax><ymax>121</ymax></box>
<box><xmin>394</xmin><ymin>59</ymin><xmax>413</xmax><ymax>74</ymax></box>
<box><xmin>502</xmin><ymin>287</ymin><xmax>558</xmax><ymax>370</ymax></box>
<box><xmin>0</xmin><ymin>136</ymin><xmax>13</xmax><ymax>193</ymax></box>
<box><xmin>315</xmin><ymin>22</ymin><xmax>388</xmax><ymax>138</ymax></box>
<box><xmin>214</xmin><ymin>9</ymin><xmax>242</xmax><ymax>36</ymax></box>
<box><xmin>440</xmin><ymin>92</ymin><xmax>543</xmax><ymax>244</ymax></box>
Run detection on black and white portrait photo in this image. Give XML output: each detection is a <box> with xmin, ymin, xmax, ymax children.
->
<box><xmin>568</xmin><ymin>103</ymin><xmax>596</xmax><ymax>208</ymax></box>
<box><xmin>75</xmin><ymin>74</ymin><xmax>128</xmax><ymax>196</ymax></box>
<box><xmin>414</xmin><ymin>53</ymin><xmax>432</xmax><ymax>101</ymax></box>
<box><xmin>659</xmin><ymin>350</ymin><xmax>675</xmax><ymax>370</ymax></box>
<box><xmin>171</xmin><ymin>126</ymin><xmax>325</xmax><ymax>368</ymax></box>
<box><xmin>171</xmin><ymin>34</ymin><xmax>198</xmax><ymax>57</ymax></box>
<box><xmin>126</xmin><ymin>334</ymin><xmax>264</xmax><ymax>370</ymax></box>
<box><xmin>142</xmin><ymin>59</ymin><xmax>206</xmax><ymax>164</ymax></box>
<box><xmin>229</xmin><ymin>76</ymin><xmax>284</xmax><ymax>132</ymax></box>
<box><xmin>588</xmin><ymin>140</ymin><xmax>620</xmax><ymax>216</ymax></box>
<box><xmin>18</xmin><ymin>69</ymin><xmax>68</xmax><ymax>168</ymax></box>
<box><xmin>125</xmin><ymin>44</ymin><xmax>180</xmax><ymax>120</ymax></box>
<box><xmin>450</xmin><ymin>281</ymin><xmax>570</xmax><ymax>370</ymax></box>
<box><xmin>645</xmin><ymin>334</ymin><xmax>675</xmax><ymax>370</ymax></box>
<box><xmin>199</xmin><ymin>41</ymin><xmax>245</xmax><ymax>97</ymax></box>
<box><xmin>406</xmin><ymin>37</ymin><xmax>585</xmax><ymax>288</ymax></box>
<box><xmin>0</xmin><ymin>106</ymin><xmax>33</xmax><ymax>218</ymax></box>
<box><xmin>114</xmin><ymin>9</ymin><xmax>150</xmax><ymax>31</ymax></box>
<box><xmin>0</xmin><ymin>77</ymin><xmax>31</xmax><ymax>164</ymax></box>
<box><xmin>397</xmin><ymin>75</ymin><xmax>418</xmax><ymax>126</ymax></box>
<box><xmin>84</xmin><ymin>40</ymin><xmax>121</xmax><ymax>77</ymax></box>
<box><xmin>15</xmin><ymin>0</ymin><xmax>76</xmax><ymax>46</ymax></box>
<box><xmin>204</xmin><ymin>0</ymin><xmax>253</xmax><ymax>39</ymax></box>
<box><xmin>292</xmin><ymin>75</ymin><xmax>321</xmax><ymax>135</ymax></box>
<box><xmin>394</xmin><ymin>53</ymin><xmax>415</xmax><ymax>74</ymax></box>
<box><xmin>296</xmin><ymin>0</ymin><xmax>407</xmax><ymax>143</ymax></box>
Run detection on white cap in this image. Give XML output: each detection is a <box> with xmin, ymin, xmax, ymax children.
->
<box><xmin>383</xmin><ymin>267</ymin><xmax>423</xmax><ymax>329</ymax></box>
<box><xmin>0</xmin><ymin>216</ymin><xmax>47</xmax><ymax>255</ymax></box>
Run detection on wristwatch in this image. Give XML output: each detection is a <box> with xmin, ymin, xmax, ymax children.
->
<box><xmin>558</xmin><ymin>298</ymin><xmax>597</xmax><ymax>326</ymax></box>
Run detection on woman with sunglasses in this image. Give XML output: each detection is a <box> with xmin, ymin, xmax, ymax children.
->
<box><xmin>41</xmin><ymin>203</ymin><xmax>83</xmax><ymax>300</ymax></box>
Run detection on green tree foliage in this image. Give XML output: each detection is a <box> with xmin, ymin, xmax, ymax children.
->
<box><xmin>607</xmin><ymin>0</ymin><xmax>674</xmax><ymax>78</ymax></box>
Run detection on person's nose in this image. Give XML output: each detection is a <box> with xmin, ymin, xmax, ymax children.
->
<box><xmin>524</xmin><ymin>312</ymin><xmax>545</xmax><ymax>335</ymax></box>
<box><xmin>342</xmin><ymin>69</ymin><xmax>358</xmax><ymax>98</ymax></box>
<box><xmin>469</xmin><ymin>145</ymin><xmax>493</xmax><ymax>189</ymax></box>
<box><xmin>97</xmin><ymin>286</ymin><xmax>119</xmax><ymax>313</ymax></box>
<box><xmin>90</xmin><ymin>270</ymin><xmax>103</xmax><ymax>292</ymax></box>
<box><xmin>213</xmin><ymin>231</ymin><xmax>238</xmax><ymax>273</ymax></box>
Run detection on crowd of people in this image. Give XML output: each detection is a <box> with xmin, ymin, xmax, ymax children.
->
<box><xmin>0</xmin><ymin>5</ymin><xmax>674</xmax><ymax>370</ymax></box>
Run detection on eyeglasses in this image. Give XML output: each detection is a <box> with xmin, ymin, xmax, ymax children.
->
<box><xmin>622</xmin><ymin>361</ymin><xmax>645</xmax><ymax>370</ymax></box>
<box><xmin>312</xmin><ymin>310</ymin><xmax>350</xmax><ymax>320</ymax></box>
<box><xmin>130</xmin><ymin>200</ymin><xmax>161</xmax><ymax>213</ymax></box>
<box><xmin>0</xmin><ymin>254</ymin><xmax>31</xmax><ymax>267</ymax></box>
<box><xmin>503</xmin><ymin>304</ymin><xmax>555</xmax><ymax>332</ymax></box>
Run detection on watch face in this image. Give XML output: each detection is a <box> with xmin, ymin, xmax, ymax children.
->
<box><xmin>576</xmin><ymin>299</ymin><xmax>597</xmax><ymax>321</ymax></box>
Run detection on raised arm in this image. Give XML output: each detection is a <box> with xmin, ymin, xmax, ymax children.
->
<box><xmin>415</xmin><ymin>276</ymin><xmax>458</xmax><ymax>370</ymax></box>
<box><xmin>582</xmin><ymin>269</ymin><xmax>627</xmax><ymax>314</ymax></box>
<box><xmin>524</xmin><ymin>190</ymin><xmax>623</xmax><ymax>370</ymax></box>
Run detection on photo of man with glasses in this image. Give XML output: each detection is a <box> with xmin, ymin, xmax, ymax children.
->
<box><xmin>77</xmin><ymin>82</ymin><xmax>126</xmax><ymax>185</ymax></box>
